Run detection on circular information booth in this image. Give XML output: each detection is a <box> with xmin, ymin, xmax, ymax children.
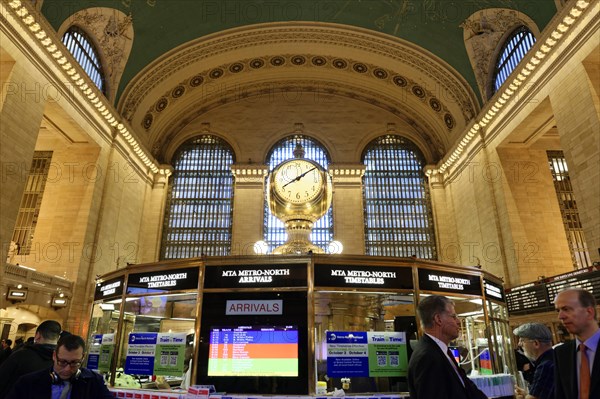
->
<box><xmin>90</xmin><ymin>255</ymin><xmax>514</xmax><ymax>398</ymax></box>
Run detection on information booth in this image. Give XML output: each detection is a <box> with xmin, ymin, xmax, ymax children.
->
<box><xmin>89</xmin><ymin>255</ymin><xmax>515</xmax><ymax>398</ymax></box>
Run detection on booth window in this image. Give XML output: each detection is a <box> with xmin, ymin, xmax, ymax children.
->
<box><xmin>161</xmin><ymin>135</ymin><xmax>235</xmax><ymax>258</ymax></box>
<box><xmin>492</xmin><ymin>26</ymin><xmax>536</xmax><ymax>94</ymax></box>
<box><xmin>62</xmin><ymin>26</ymin><xmax>106</xmax><ymax>95</ymax></box>
<box><xmin>362</xmin><ymin>135</ymin><xmax>436</xmax><ymax>259</ymax></box>
<box><xmin>547</xmin><ymin>150</ymin><xmax>591</xmax><ymax>269</ymax></box>
<box><xmin>11</xmin><ymin>151</ymin><xmax>53</xmax><ymax>256</ymax></box>
<box><xmin>264</xmin><ymin>135</ymin><xmax>333</xmax><ymax>253</ymax></box>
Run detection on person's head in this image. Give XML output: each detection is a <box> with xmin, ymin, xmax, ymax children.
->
<box><xmin>52</xmin><ymin>334</ymin><xmax>86</xmax><ymax>381</ymax></box>
<box><xmin>1</xmin><ymin>339</ymin><xmax>12</xmax><ymax>349</ymax></box>
<box><xmin>34</xmin><ymin>320</ymin><xmax>61</xmax><ymax>344</ymax></box>
<box><xmin>555</xmin><ymin>288</ymin><xmax>598</xmax><ymax>341</ymax></box>
<box><xmin>513</xmin><ymin>322</ymin><xmax>553</xmax><ymax>360</ymax></box>
<box><xmin>417</xmin><ymin>295</ymin><xmax>461</xmax><ymax>344</ymax></box>
<box><xmin>14</xmin><ymin>337</ymin><xmax>23</xmax><ymax>346</ymax></box>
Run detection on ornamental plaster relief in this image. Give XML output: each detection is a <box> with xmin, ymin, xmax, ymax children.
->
<box><xmin>118</xmin><ymin>23</ymin><xmax>479</xmax><ymax>131</ymax></box>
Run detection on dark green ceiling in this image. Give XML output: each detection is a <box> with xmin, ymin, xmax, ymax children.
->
<box><xmin>42</xmin><ymin>0</ymin><xmax>556</xmax><ymax>103</ymax></box>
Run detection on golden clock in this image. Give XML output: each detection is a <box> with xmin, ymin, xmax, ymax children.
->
<box><xmin>272</xmin><ymin>159</ymin><xmax>324</xmax><ymax>205</ymax></box>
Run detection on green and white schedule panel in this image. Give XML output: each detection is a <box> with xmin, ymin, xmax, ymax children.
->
<box><xmin>326</xmin><ymin>331</ymin><xmax>408</xmax><ymax>377</ymax></box>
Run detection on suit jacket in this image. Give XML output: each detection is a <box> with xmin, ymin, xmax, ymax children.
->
<box><xmin>5</xmin><ymin>367</ymin><xmax>113</xmax><ymax>399</ymax></box>
<box><xmin>408</xmin><ymin>334</ymin><xmax>488</xmax><ymax>399</ymax></box>
<box><xmin>554</xmin><ymin>340</ymin><xmax>600</xmax><ymax>399</ymax></box>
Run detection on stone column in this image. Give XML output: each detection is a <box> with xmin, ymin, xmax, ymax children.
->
<box><xmin>329</xmin><ymin>164</ymin><xmax>366</xmax><ymax>255</ymax></box>
<box><xmin>230</xmin><ymin>164</ymin><xmax>269</xmax><ymax>255</ymax></box>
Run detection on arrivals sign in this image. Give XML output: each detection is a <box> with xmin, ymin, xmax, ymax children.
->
<box><xmin>326</xmin><ymin>331</ymin><xmax>408</xmax><ymax>377</ymax></box>
<box><xmin>204</xmin><ymin>264</ymin><xmax>307</xmax><ymax>288</ymax></box>
<box><xmin>418</xmin><ymin>269</ymin><xmax>482</xmax><ymax>296</ymax></box>
<box><xmin>226</xmin><ymin>300</ymin><xmax>283</xmax><ymax>315</ymax></box>
<box><xmin>315</xmin><ymin>264</ymin><xmax>413</xmax><ymax>289</ymax></box>
<box><xmin>127</xmin><ymin>267</ymin><xmax>199</xmax><ymax>294</ymax></box>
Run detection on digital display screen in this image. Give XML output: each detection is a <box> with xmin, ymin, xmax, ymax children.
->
<box><xmin>208</xmin><ymin>326</ymin><xmax>298</xmax><ymax>377</ymax></box>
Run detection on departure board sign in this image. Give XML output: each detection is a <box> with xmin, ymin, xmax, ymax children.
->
<box><xmin>94</xmin><ymin>276</ymin><xmax>124</xmax><ymax>301</ymax></box>
<box><xmin>418</xmin><ymin>269</ymin><xmax>482</xmax><ymax>296</ymax></box>
<box><xmin>545</xmin><ymin>265</ymin><xmax>600</xmax><ymax>304</ymax></box>
<box><xmin>505</xmin><ymin>282</ymin><xmax>550</xmax><ymax>315</ymax></box>
<box><xmin>208</xmin><ymin>326</ymin><xmax>298</xmax><ymax>377</ymax></box>
<box><xmin>127</xmin><ymin>267</ymin><xmax>199</xmax><ymax>294</ymax></box>
<box><xmin>315</xmin><ymin>264</ymin><xmax>413</xmax><ymax>289</ymax></box>
<box><xmin>203</xmin><ymin>264</ymin><xmax>307</xmax><ymax>288</ymax></box>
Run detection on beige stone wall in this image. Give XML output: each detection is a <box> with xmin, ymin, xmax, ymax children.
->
<box><xmin>496</xmin><ymin>147</ymin><xmax>573</xmax><ymax>285</ymax></box>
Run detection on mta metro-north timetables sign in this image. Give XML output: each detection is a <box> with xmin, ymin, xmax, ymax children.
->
<box><xmin>208</xmin><ymin>326</ymin><xmax>299</xmax><ymax>377</ymax></box>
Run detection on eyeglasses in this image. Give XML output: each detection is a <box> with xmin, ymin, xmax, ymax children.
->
<box><xmin>55</xmin><ymin>356</ymin><xmax>83</xmax><ymax>368</ymax></box>
<box><xmin>518</xmin><ymin>338</ymin><xmax>536</xmax><ymax>345</ymax></box>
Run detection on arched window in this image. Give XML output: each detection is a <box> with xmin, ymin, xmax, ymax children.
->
<box><xmin>161</xmin><ymin>135</ymin><xmax>235</xmax><ymax>259</ymax></box>
<box><xmin>264</xmin><ymin>135</ymin><xmax>333</xmax><ymax>253</ymax></box>
<box><xmin>362</xmin><ymin>135</ymin><xmax>436</xmax><ymax>259</ymax></box>
<box><xmin>493</xmin><ymin>26</ymin><xmax>536</xmax><ymax>93</ymax></box>
<box><xmin>62</xmin><ymin>26</ymin><xmax>106</xmax><ymax>94</ymax></box>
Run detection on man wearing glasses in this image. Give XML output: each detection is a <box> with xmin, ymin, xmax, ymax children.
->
<box><xmin>512</xmin><ymin>323</ymin><xmax>555</xmax><ymax>399</ymax></box>
<box><xmin>6</xmin><ymin>334</ymin><xmax>113</xmax><ymax>399</ymax></box>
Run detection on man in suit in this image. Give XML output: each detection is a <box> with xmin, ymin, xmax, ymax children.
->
<box><xmin>6</xmin><ymin>334</ymin><xmax>113</xmax><ymax>399</ymax></box>
<box><xmin>407</xmin><ymin>295</ymin><xmax>488</xmax><ymax>399</ymax></box>
<box><xmin>554</xmin><ymin>288</ymin><xmax>599</xmax><ymax>399</ymax></box>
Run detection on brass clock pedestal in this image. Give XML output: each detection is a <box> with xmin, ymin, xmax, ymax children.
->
<box><xmin>272</xmin><ymin>219</ymin><xmax>325</xmax><ymax>254</ymax></box>
<box><xmin>268</xmin><ymin>144</ymin><xmax>332</xmax><ymax>255</ymax></box>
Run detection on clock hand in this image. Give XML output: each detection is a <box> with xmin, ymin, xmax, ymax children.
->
<box><xmin>281</xmin><ymin>166</ymin><xmax>317</xmax><ymax>189</ymax></box>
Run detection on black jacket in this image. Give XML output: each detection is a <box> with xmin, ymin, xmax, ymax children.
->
<box><xmin>0</xmin><ymin>343</ymin><xmax>55</xmax><ymax>398</ymax></box>
<box><xmin>554</xmin><ymin>340</ymin><xmax>600</xmax><ymax>399</ymax></box>
<box><xmin>6</xmin><ymin>367</ymin><xmax>113</xmax><ymax>399</ymax></box>
<box><xmin>408</xmin><ymin>334</ymin><xmax>488</xmax><ymax>399</ymax></box>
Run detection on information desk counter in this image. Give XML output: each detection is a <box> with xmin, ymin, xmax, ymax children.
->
<box><xmin>109</xmin><ymin>391</ymin><xmax>411</xmax><ymax>399</ymax></box>
<box><xmin>90</xmin><ymin>255</ymin><xmax>514</xmax><ymax>396</ymax></box>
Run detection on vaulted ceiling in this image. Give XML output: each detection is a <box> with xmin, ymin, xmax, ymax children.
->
<box><xmin>42</xmin><ymin>0</ymin><xmax>556</xmax><ymax>102</ymax></box>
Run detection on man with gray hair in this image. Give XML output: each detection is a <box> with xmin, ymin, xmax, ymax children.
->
<box><xmin>513</xmin><ymin>322</ymin><xmax>554</xmax><ymax>399</ymax></box>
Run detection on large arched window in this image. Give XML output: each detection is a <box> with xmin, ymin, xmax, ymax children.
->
<box><xmin>161</xmin><ymin>135</ymin><xmax>235</xmax><ymax>259</ymax></box>
<box><xmin>493</xmin><ymin>26</ymin><xmax>536</xmax><ymax>93</ymax></box>
<box><xmin>62</xmin><ymin>26</ymin><xmax>106</xmax><ymax>94</ymax></box>
<box><xmin>362</xmin><ymin>135</ymin><xmax>437</xmax><ymax>259</ymax></box>
<box><xmin>264</xmin><ymin>135</ymin><xmax>333</xmax><ymax>253</ymax></box>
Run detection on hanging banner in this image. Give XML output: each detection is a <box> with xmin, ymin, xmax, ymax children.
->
<box><xmin>125</xmin><ymin>333</ymin><xmax>157</xmax><ymax>375</ymax></box>
<box><xmin>326</xmin><ymin>331</ymin><xmax>407</xmax><ymax>378</ymax></box>
<box><xmin>154</xmin><ymin>333</ymin><xmax>187</xmax><ymax>376</ymax></box>
<box><xmin>124</xmin><ymin>332</ymin><xmax>187</xmax><ymax>376</ymax></box>
<box><xmin>87</xmin><ymin>334</ymin><xmax>114</xmax><ymax>373</ymax></box>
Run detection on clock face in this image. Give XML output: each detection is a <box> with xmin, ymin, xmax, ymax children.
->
<box><xmin>273</xmin><ymin>160</ymin><xmax>324</xmax><ymax>204</ymax></box>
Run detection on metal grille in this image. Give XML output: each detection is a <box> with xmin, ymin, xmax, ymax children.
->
<box><xmin>11</xmin><ymin>151</ymin><xmax>53</xmax><ymax>255</ymax></box>
<box><xmin>161</xmin><ymin>135</ymin><xmax>235</xmax><ymax>259</ymax></box>
<box><xmin>547</xmin><ymin>151</ymin><xmax>591</xmax><ymax>269</ymax></box>
<box><xmin>62</xmin><ymin>26</ymin><xmax>106</xmax><ymax>94</ymax></box>
<box><xmin>493</xmin><ymin>26</ymin><xmax>536</xmax><ymax>93</ymax></box>
<box><xmin>264</xmin><ymin>135</ymin><xmax>333</xmax><ymax>253</ymax></box>
<box><xmin>362</xmin><ymin>135</ymin><xmax>437</xmax><ymax>259</ymax></box>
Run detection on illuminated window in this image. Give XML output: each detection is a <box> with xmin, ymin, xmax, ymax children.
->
<box><xmin>493</xmin><ymin>26</ymin><xmax>536</xmax><ymax>93</ymax></box>
<box><xmin>362</xmin><ymin>135</ymin><xmax>436</xmax><ymax>258</ymax></box>
<box><xmin>547</xmin><ymin>151</ymin><xmax>591</xmax><ymax>269</ymax></box>
<box><xmin>161</xmin><ymin>135</ymin><xmax>235</xmax><ymax>259</ymax></box>
<box><xmin>264</xmin><ymin>135</ymin><xmax>333</xmax><ymax>253</ymax></box>
<box><xmin>11</xmin><ymin>151</ymin><xmax>53</xmax><ymax>256</ymax></box>
<box><xmin>62</xmin><ymin>26</ymin><xmax>106</xmax><ymax>94</ymax></box>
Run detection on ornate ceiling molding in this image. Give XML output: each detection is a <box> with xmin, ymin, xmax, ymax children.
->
<box><xmin>150</xmin><ymin>79</ymin><xmax>447</xmax><ymax>164</ymax></box>
<box><xmin>118</xmin><ymin>22</ymin><xmax>480</xmax><ymax>127</ymax></box>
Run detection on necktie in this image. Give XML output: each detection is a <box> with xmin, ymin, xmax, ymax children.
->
<box><xmin>579</xmin><ymin>343</ymin><xmax>590</xmax><ymax>399</ymax></box>
<box><xmin>59</xmin><ymin>380</ymin><xmax>71</xmax><ymax>399</ymax></box>
<box><xmin>447</xmin><ymin>348</ymin><xmax>466</xmax><ymax>386</ymax></box>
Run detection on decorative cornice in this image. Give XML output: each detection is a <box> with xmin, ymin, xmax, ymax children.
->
<box><xmin>429</xmin><ymin>0</ymin><xmax>595</xmax><ymax>178</ymax></box>
<box><xmin>118</xmin><ymin>23</ymin><xmax>479</xmax><ymax>127</ymax></box>
<box><xmin>231</xmin><ymin>164</ymin><xmax>269</xmax><ymax>185</ymax></box>
<box><xmin>2</xmin><ymin>0</ymin><xmax>165</xmax><ymax>175</ymax></box>
<box><xmin>141</xmin><ymin>54</ymin><xmax>456</xmax><ymax>133</ymax></box>
<box><xmin>329</xmin><ymin>164</ymin><xmax>366</xmax><ymax>185</ymax></box>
